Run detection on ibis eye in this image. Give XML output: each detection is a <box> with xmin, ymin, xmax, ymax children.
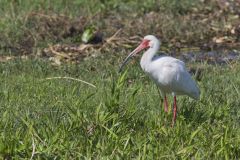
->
<box><xmin>142</xmin><ymin>40</ymin><xmax>150</xmax><ymax>47</ymax></box>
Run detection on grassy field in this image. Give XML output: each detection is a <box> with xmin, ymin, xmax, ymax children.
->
<box><xmin>0</xmin><ymin>57</ymin><xmax>240</xmax><ymax>159</ymax></box>
<box><xmin>0</xmin><ymin>0</ymin><xmax>240</xmax><ymax>159</ymax></box>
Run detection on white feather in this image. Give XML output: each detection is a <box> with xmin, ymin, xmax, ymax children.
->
<box><xmin>140</xmin><ymin>35</ymin><xmax>200</xmax><ymax>100</ymax></box>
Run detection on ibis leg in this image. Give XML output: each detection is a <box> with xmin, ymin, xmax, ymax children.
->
<box><xmin>164</xmin><ymin>95</ymin><xmax>169</xmax><ymax>113</ymax></box>
<box><xmin>171</xmin><ymin>96</ymin><xmax>177</xmax><ymax>127</ymax></box>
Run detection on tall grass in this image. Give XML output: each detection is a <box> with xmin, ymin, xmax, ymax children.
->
<box><xmin>0</xmin><ymin>57</ymin><xmax>239</xmax><ymax>159</ymax></box>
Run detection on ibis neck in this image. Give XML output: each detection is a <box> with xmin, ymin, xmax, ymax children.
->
<box><xmin>140</xmin><ymin>43</ymin><xmax>159</xmax><ymax>70</ymax></box>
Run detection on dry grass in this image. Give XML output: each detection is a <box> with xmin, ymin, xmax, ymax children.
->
<box><xmin>0</xmin><ymin>0</ymin><xmax>240</xmax><ymax>62</ymax></box>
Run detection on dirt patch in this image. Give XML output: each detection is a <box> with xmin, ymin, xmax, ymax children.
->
<box><xmin>25</xmin><ymin>12</ymin><xmax>86</xmax><ymax>41</ymax></box>
<box><xmin>42</xmin><ymin>29</ymin><xmax>141</xmax><ymax>65</ymax></box>
<box><xmin>0</xmin><ymin>0</ymin><xmax>240</xmax><ymax>64</ymax></box>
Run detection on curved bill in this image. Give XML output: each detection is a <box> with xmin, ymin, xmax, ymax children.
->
<box><xmin>119</xmin><ymin>41</ymin><xmax>147</xmax><ymax>72</ymax></box>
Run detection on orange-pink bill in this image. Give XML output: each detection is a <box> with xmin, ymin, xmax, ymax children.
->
<box><xmin>119</xmin><ymin>39</ymin><xmax>150</xmax><ymax>72</ymax></box>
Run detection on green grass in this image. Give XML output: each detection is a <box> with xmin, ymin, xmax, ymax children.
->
<box><xmin>0</xmin><ymin>56</ymin><xmax>239</xmax><ymax>159</ymax></box>
<box><xmin>0</xmin><ymin>0</ymin><xmax>240</xmax><ymax>159</ymax></box>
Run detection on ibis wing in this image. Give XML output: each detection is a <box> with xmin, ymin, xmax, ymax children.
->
<box><xmin>148</xmin><ymin>57</ymin><xmax>200</xmax><ymax>99</ymax></box>
<box><xmin>173</xmin><ymin>69</ymin><xmax>200</xmax><ymax>99</ymax></box>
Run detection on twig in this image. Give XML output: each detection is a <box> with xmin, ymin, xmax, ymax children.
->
<box><xmin>30</xmin><ymin>136</ymin><xmax>36</xmax><ymax>160</ymax></box>
<box><xmin>45</xmin><ymin>76</ymin><xmax>96</xmax><ymax>88</ymax></box>
<box><xmin>98</xmin><ymin>29</ymin><xmax>122</xmax><ymax>51</ymax></box>
<box><xmin>105</xmin><ymin>29</ymin><xmax>122</xmax><ymax>43</ymax></box>
<box><xmin>49</xmin><ymin>46</ymin><xmax>71</xmax><ymax>59</ymax></box>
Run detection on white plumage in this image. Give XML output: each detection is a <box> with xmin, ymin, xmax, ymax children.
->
<box><xmin>140</xmin><ymin>47</ymin><xmax>200</xmax><ymax>99</ymax></box>
<box><xmin>120</xmin><ymin>35</ymin><xmax>200</xmax><ymax>126</ymax></box>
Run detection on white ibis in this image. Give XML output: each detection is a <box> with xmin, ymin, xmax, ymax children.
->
<box><xmin>119</xmin><ymin>35</ymin><xmax>200</xmax><ymax>126</ymax></box>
